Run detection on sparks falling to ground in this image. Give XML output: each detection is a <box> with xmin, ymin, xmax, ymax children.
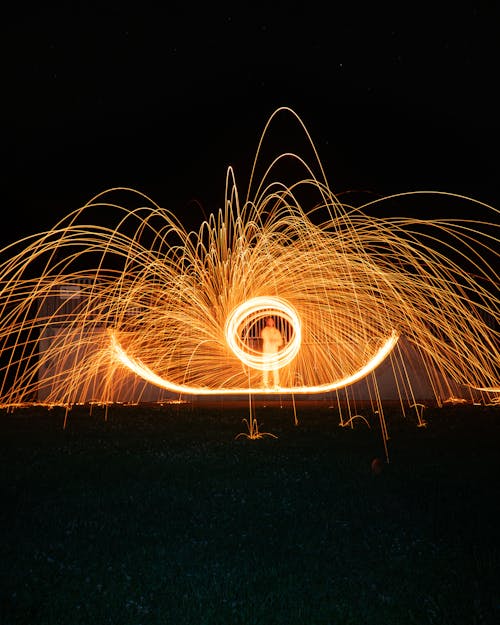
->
<box><xmin>0</xmin><ymin>108</ymin><xmax>498</xmax><ymax>414</ymax></box>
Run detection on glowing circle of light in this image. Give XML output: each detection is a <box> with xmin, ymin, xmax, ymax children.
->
<box><xmin>224</xmin><ymin>296</ymin><xmax>302</xmax><ymax>371</ymax></box>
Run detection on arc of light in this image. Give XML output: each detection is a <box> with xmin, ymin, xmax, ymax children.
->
<box><xmin>109</xmin><ymin>329</ymin><xmax>399</xmax><ymax>395</ymax></box>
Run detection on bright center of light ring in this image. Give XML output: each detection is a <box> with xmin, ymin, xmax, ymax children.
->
<box><xmin>225</xmin><ymin>296</ymin><xmax>302</xmax><ymax>371</ymax></box>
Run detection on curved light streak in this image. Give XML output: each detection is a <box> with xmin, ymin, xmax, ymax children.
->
<box><xmin>110</xmin><ymin>328</ymin><xmax>399</xmax><ymax>394</ymax></box>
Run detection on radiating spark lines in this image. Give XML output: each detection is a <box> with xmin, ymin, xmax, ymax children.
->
<box><xmin>0</xmin><ymin>107</ymin><xmax>498</xmax><ymax>410</ymax></box>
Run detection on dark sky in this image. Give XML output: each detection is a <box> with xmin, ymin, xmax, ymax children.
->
<box><xmin>3</xmin><ymin>2</ymin><xmax>499</xmax><ymax>242</ymax></box>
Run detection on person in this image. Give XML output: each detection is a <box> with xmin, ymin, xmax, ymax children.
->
<box><xmin>260</xmin><ymin>316</ymin><xmax>283</xmax><ymax>389</ymax></box>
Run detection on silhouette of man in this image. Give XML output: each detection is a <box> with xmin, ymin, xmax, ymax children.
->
<box><xmin>260</xmin><ymin>316</ymin><xmax>283</xmax><ymax>389</ymax></box>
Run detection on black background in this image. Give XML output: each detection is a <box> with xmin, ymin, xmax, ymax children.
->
<box><xmin>3</xmin><ymin>2</ymin><xmax>499</xmax><ymax>244</ymax></box>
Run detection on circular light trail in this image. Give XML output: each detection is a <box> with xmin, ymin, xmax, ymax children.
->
<box><xmin>224</xmin><ymin>296</ymin><xmax>302</xmax><ymax>371</ymax></box>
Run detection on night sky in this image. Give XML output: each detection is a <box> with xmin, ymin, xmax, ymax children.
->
<box><xmin>3</xmin><ymin>2</ymin><xmax>499</xmax><ymax>244</ymax></box>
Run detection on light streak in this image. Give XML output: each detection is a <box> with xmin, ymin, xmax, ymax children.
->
<box><xmin>0</xmin><ymin>107</ymin><xmax>498</xmax><ymax>410</ymax></box>
<box><xmin>110</xmin><ymin>327</ymin><xmax>399</xmax><ymax>395</ymax></box>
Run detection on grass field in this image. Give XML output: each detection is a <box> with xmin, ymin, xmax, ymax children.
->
<box><xmin>0</xmin><ymin>402</ymin><xmax>498</xmax><ymax>624</ymax></box>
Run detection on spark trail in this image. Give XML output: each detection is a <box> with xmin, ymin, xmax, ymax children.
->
<box><xmin>0</xmin><ymin>108</ymin><xmax>498</xmax><ymax>413</ymax></box>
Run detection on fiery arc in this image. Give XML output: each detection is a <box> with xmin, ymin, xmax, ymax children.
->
<box><xmin>110</xmin><ymin>325</ymin><xmax>399</xmax><ymax>395</ymax></box>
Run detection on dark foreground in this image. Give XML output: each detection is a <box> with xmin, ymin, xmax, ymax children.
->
<box><xmin>0</xmin><ymin>402</ymin><xmax>498</xmax><ymax>625</ymax></box>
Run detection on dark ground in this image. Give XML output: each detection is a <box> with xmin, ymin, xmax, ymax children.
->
<box><xmin>0</xmin><ymin>402</ymin><xmax>499</xmax><ymax>624</ymax></box>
